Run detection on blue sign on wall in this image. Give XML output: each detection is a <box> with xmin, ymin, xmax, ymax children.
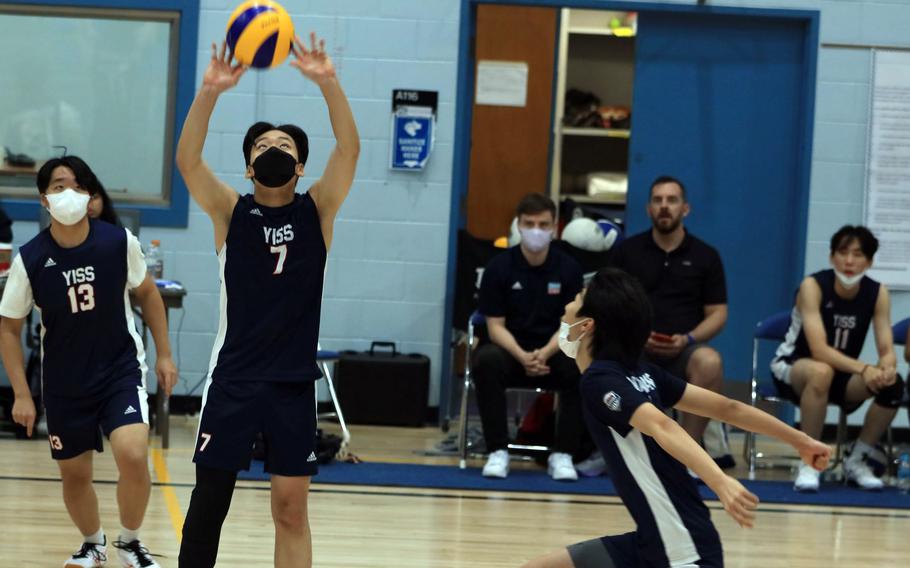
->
<box><xmin>391</xmin><ymin>113</ymin><xmax>433</xmax><ymax>170</ymax></box>
<box><xmin>390</xmin><ymin>89</ymin><xmax>437</xmax><ymax>171</ymax></box>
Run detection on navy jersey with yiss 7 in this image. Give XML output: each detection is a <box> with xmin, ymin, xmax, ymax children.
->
<box><xmin>209</xmin><ymin>193</ymin><xmax>326</xmax><ymax>383</ymax></box>
<box><xmin>0</xmin><ymin>220</ymin><xmax>149</xmax><ymax>398</ymax></box>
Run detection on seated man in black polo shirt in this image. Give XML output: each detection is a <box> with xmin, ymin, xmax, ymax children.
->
<box><xmin>475</xmin><ymin>193</ymin><xmax>585</xmax><ymax>480</ymax></box>
<box><xmin>611</xmin><ymin>176</ymin><xmax>731</xmax><ymax>465</ymax></box>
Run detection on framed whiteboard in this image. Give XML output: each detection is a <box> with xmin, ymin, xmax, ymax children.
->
<box><xmin>864</xmin><ymin>49</ymin><xmax>910</xmax><ymax>289</ymax></box>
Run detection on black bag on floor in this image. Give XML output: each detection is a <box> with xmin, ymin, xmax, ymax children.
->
<box><xmin>334</xmin><ymin>342</ymin><xmax>430</xmax><ymax>427</ymax></box>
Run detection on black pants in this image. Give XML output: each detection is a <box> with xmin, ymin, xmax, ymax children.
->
<box><xmin>472</xmin><ymin>343</ymin><xmax>583</xmax><ymax>454</ymax></box>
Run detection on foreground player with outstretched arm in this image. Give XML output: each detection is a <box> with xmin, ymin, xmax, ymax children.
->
<box><xmin>524</xmin><ymin>268</ymin><xmax>831</xmax><ymax>568</ymax></box>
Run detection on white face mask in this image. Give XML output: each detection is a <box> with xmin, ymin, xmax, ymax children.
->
<box><xmin>46</xmin><ymin>188</ymin><xmax>90</xmax><ymax>226</ymax></box>
<box><xmin>834</xmin><ymin>269</ymin><xmax>864</xmax><ymax>288</ymax></box>
<box><xmin>558</xmin><ymin>319</ymin><xmax>589</xmax><ymax>359</ymax></box>
<box><xmin>519</xmin><ymin>227</ymin><xmax>552</xmax><ymax>253</ymax></box>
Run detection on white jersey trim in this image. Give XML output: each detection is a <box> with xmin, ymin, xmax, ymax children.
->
<box><xmin>0</xmin><ymin>255</ymin><xmax>34</xmax><ymax>318</ymax></box>
<box><xmin>610</xmin><ymin>428</ymin><xmax>701</xmax><ymax>567</ymax></box>
<box><xmin>206</xmin><ymin>245</ymin><xmax>230</xmax><ymax>382</ymax></box>
<box><xmin>122</xmin><ymin>285</ymin><xmax>149</xmax><ymax>389</ymax></box>
<box><xmin>772</xmin><ymin>307</ymin><xmax>802</xmax><ymax>384</ymax></box>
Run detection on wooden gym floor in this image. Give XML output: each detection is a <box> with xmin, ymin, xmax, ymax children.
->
<box><xmin>0</xmin><ymin>417</ymin><xmax>908</xmax><ymax>567</ymax></box>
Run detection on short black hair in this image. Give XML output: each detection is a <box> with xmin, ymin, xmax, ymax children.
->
<box><xmin>243</xmin><ymin>121</ymin><xmax>309</xmax><ymax>166</ymax></box>
<box><xmin>515</xmin><ymin>193</ymin><xmax>556</xmax><ymax>220</ymax></box>
<box><xmin>649</xmin><ymin>175</ymin><xmax>687</xmax><ymax>201</ymax></box>
<box><xmin>830</xmin><ymin>225</ymin><xmax>878</xmax><ymax>259</ymax></box>
<box><xmin>578</xmin><ymin>267</ymin><xmax>652</xmax><ymax>367</ymax></box>
<box><xmin>36</xmin><ymin>155</ymin><xmax>103</xmax><ymax>196</ymax></box>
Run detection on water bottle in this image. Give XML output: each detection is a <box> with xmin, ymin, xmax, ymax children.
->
<box><xmin>898</xmin><ymin>452</ymin><xmax>910</xmax><ymax>495</ymax></box>
<box><xmin>147</xmin><ymin>239</ymin><xmax>163</xmax><ymax>279</ymax></box>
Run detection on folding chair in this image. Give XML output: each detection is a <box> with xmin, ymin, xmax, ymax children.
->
<box><xmin>457</xmin><ymin>311</ymin><xmax>557</xmax><ymax>469</ymax></box>
<box><xmin>744</xmin><ymin>310</ymin><xmax>851</xmax><ymax>478</ymax></box>
<box><xmin>316</xmin><ymin>347</ymin><xmax>350</xmax><ymax>450</ymax></box>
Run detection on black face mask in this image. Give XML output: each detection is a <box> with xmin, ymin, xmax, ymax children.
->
<box><xmin>252</xmin><ymin>147</ymin><xmax>298</xmax><ymax>188</ymax></box>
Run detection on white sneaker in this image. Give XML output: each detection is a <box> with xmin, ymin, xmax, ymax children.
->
<box><xmin>113</xmin><ymin>538</ymin><xmax>160</xmax><ymax>568</ymax></box>
<box><xmin>547</xmin><ymin>452</ymin><xmax>578</xmax><ymax>482</ymax></box>
<box><xmin>482</xmin><ymin>449</ymin><xmax>510</xmax><ymax>478</ymax></box>
<box><xmin>844</xmin><ymin>456</ymin><xmax>884</xmax><ymax>491</ymax></box>
<box><xmin>64</xmin><ymin>538</ymin><xmax>107</xmax><ymax>568</ymax></box>
<box><xmin>793</xmin><ymin>464</ymin><xmax>820</xmax><ymax>492</ymax></box>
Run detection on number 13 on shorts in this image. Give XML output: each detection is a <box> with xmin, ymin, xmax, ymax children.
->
<box><xmin>199</xmin><ymin>432</ymin><xmax>212</xmax><ymax>452</ymax></box>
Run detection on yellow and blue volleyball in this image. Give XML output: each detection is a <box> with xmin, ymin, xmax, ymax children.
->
<box><xmin>226</xmin><ymin>1</ymin><xmax>294</xmax><ymax>69</ymax></box>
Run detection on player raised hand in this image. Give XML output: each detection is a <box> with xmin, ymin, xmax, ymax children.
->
<box><xmin>290</xmin><ymin>32</ymin><xmax>336</xmax><ymax>85</ymax></box>
<box><xmin>203</xmin><ymin>41</ymin><xmax>247</xmax><ymax>93</ymax></box>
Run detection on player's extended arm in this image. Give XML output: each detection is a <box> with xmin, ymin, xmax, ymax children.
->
<box><xmin>673</xmin><ymin>383</ymin><xmax>832</xmax><ymax>470</ymax></box>
<box><xmin>290</xmin><ymin>33</ymin><xmax>360</xmax><ymax>247</ymax></box>
<box><xmin>630</xmin><ymin>402</ymin><xmax>760</xmax><ymax>528</ymax></box>
<box><xmin>132</xmin><ymin>276</ymin><xmax>178</xmax><ymax>396</ymax></box>
<box><xmin>0</xmin><ymin>316</ymin><xmax>35</xmax><ymax>436</ymax></box>
<box><xmin>175</xmin><ymin>41</ymin><xmax>244</xmax><ymax>249</ymax></box>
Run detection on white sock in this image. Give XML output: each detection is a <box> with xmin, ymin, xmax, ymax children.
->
<box><xmin>850</xmin><ymin>440</ymin><xmax>875</xmax><ymax>461</ymax></box>
<box><xmin>84</xmin><ymin>528</ymin><xmax>105</xmax><ymax>545</ymax></box>
<box><xmin>119</xmin><ymin>526</ymin><xmax>140</xmax><ymax>544</ymax></box>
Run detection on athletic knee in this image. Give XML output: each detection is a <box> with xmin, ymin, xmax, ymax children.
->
<box><xmin>472</xmin><ymin>344</ymin><xmax>508</xmax><ymax>384</ymax></box>
<box><xmin>874</xmin><ymin>374</ymin><xmax>905</xmax><ymax>408</ymax></box>
<box><xmin>802</xmin><ymin>362</ymin><xmax>835</xmax><ymax>395</ymax></box>
<box><xmin>688</xmin><ymin>348</ymin><xmax>723</xmax><ymax>388</ymax></box>
<box><xmin>60</xmin><ymin>467</ymin><xmax>93</xmax><ymax>487</ymax></box>
<box><xmin>272</xmin><ymin>497</ymin><xmax>308</xmax><ymax>534</ymax></box>
<box><xmin>117</xmin><ymin>446</ymin><xmax>150</xmax><ymax>473</ymax></box>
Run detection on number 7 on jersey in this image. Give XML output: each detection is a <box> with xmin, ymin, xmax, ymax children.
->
<box><xmin>270</xmin><ymin>245</ymin><xmax>288</xmax><ymax>275</ymax></box>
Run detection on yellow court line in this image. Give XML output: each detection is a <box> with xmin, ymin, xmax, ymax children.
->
<box><xmin>151</xmin><ymin>448</ymin><xmax>184</xmax><ymax>543</ymax></box>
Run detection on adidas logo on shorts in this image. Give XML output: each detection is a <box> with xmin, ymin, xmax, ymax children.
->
<box><xmin>124</xmin><ymin>405</ymin><xmax>137</xmax><ymax>415</ymax></box>
<box><xmin>307</xmin><ymin>451</ymin><xmax>317</xmax><ymax>463</ymax></box>
<box><xmin>250</xmin><ymin>208</ymin><xmax>263</xmax><ymax>216</ymax></box>
<box><xmin>44</xmin><ymin>257</ymin><xmax>57</xmax><ymax>268</ymax></box>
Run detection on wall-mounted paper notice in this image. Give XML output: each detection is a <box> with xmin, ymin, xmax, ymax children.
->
<box><xmin>476</xmin><ymin>61</ymin><xmax>528</xmax><ymax>107</ymax></box>
<box><xmin>864</xmin><ymin>50</ymin><xmax>910</xmax><ymax>289</ymax></box>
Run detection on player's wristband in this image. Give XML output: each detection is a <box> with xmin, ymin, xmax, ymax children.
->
<box><xmin>686</xmin><ymin>333</ymin><xmax>696</xmax><ymax>345</ymax></box>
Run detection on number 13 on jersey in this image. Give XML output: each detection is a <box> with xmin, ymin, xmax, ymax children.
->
<box><xmin>67</xmin><ymin>284</ymin><xmax>95</xmax><ymax>313</ymax></box>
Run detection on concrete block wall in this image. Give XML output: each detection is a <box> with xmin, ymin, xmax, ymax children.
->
<box><xmin>4</xmin><ymin>1</ymin><xmax>910</xmax><ymax>427</ymax></box>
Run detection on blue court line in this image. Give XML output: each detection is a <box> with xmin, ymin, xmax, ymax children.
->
<box><xmin>3</xmin><ymin>474</ymin><xmax>909</xmax><ymax>521</ymax></box>
<box><xmin>238</xmin><ymin>460</ymin><xmax>910</xmax><ymax>511</ymax></box>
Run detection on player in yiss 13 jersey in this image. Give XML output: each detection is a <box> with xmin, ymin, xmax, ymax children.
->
<box><xmin>0</xmin><ymin>156</ymin><xmax>177</xmax><ymax>568</ymax></box>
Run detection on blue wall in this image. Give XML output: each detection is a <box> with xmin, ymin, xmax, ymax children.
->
<box><xmin>2</xmin><ymin>1</ymin><xmax>909</xmax><ymax>430</ymax></box>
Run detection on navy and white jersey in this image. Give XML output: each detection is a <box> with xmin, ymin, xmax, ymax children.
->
<box><xmin>581</xmin><ymin>360</ymin><xmax>722</xmax><ymax>567</ymax></box>
<box><xmin>774</xmin><ymin>269</ymin><xmax>880</xmax><ymax>365</ymax></box>
<box><xmin>209</xmin><ymin>193</ymin><xmax>326</xmax><ymax>383</ymax></box>
<box><xmin>0</xmin><ymin>220</ymin><xmax>148</xmax><ymax>398</ymax></box>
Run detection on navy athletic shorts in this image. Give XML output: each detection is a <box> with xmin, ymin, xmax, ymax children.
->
<box><xmin>44</xmin><ymin>380</ymin><xmax>149</xmax><ymax>460</ymax></box>
<box><xmin>193</xmin><ymin>379</ymin><xmax>318</xmax><ymax>477</ymax></box>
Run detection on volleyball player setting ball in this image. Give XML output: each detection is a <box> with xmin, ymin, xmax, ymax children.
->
<box><xmin>175</xmin><ymin>2</ymin><xmax>360</xmax><ymax>567</ymax></box>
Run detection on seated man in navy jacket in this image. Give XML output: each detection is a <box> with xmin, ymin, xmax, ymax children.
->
<box><xmin>474</xmin><ymin>193</ymin><xmax>585</xmax><ymax>481</ymax></box>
